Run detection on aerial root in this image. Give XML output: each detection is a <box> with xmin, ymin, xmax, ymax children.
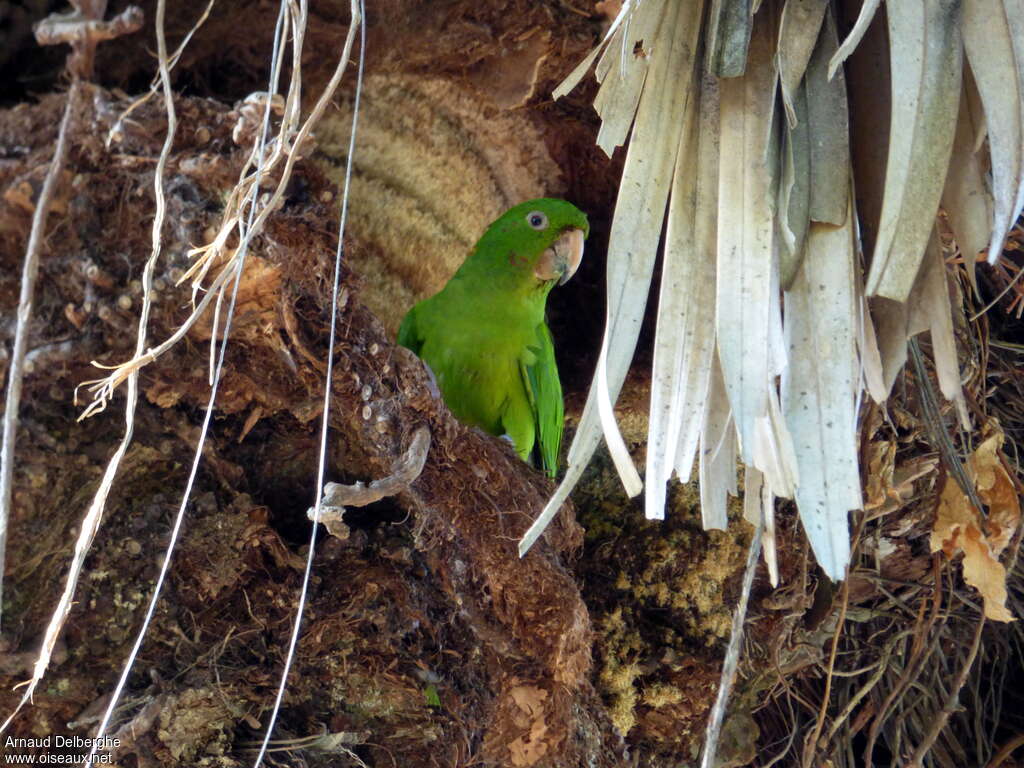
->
<box><xmin>309</xmin><ymin>426</ymin><xmax>431</xmax><ymax>539</ymax></box>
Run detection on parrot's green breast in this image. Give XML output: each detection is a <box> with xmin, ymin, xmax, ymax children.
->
<box><xmin>396</xmin><ymin>198</ymin><xmax>589</xmax><ymax>477</ymax></box>
<box><xmin>412</xmin><ymin>295</ymin><xmax>538</xmax><ymax>435</ymax></box>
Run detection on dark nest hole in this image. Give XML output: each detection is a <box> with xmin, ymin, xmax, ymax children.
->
<box><xmin>208</xmin><ymin>408</ymin><xmax>416</xmax><ymax>553</ymax></box>
<box><xmin>545</xmin><ymin>159</ymin><xmax>661</xmax><ymax>405</ymax></box>
<box><xmin>219</xmin><ymin>414</ymin><xmax>322</xmax><ymax>546</ymax></box>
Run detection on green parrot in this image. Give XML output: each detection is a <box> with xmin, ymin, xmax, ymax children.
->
<box><xmin>397</xmin><ymin>198</ymin><xmax>589</xmax><ymax>477</ymax></box>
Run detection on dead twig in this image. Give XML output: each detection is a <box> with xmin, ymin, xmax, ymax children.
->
<box><xmin>906</xmin><ymin>614</ymin><xmax>986</xmax><ymax>767</ymax></box>
<box><xmin>240</xmin><ymin>725</ymin><xmax>371</xmax><ymax>754</ymax></box>
<box><xmin>311</xmin><ymin>426</ymin><xmax>432</xmax><ymax>539</ymax></box>
<box><xmin>804</xmin><ymin>509</ymin><xmax>874</xmax><ymax>767</ymax></box>
<box><xmin>107</xmin><ymin>694</ymin><xmax>168</xmax><ymax>758</ymax></box>
<box><xmin>987</xmin><ymin>732</ymin><xmax>1024</xmax><ymax>768</ymax></box>
<box><xmin>34</xmin><ymin>2</ymin><xmax>143</xmax><ymax>79</ymax></box>
<box><xmin>909</xmin><ymin>338</ymin><xmax>984</xmax><ymax>515</ymax></box>
<box><xmin>699</xmin><ymin>515</ymin><xmax>763</xmax><ymax>768</ymax></box>
<box><xmin>863</xmin><ymin>558</ymin><xmax>945</xmax><ymax>766</ymax></box>
<box><xmin>803</xmin><ymin>564</ymin><xmax>851</xmax><ymax>768</ymax></box>
<box><xmin>822</xmin><ymin>629</ymin><xmax>915</xmax><ymax>747</ymax></box>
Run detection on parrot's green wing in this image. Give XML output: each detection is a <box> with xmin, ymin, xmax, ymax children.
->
<box><xmin>520</xmin><ymin>322</ymin><xmax>564</xmax><ymax>478</ymax></box>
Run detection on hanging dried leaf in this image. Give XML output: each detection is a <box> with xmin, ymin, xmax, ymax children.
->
<box><xmin>842</xmin><ymin>0</ymin><xmax>890</xmax><ymax>259</ymax></box>
<box><xmin>673</xmin><ymin>73</ymin><xmax>721</xmax><ymax>485</ymax></box>
<box><xmin>778</xmin><ymin>80</ymin><xmax>811</xmax><ymax>289</ymax></box>
<box><xmin>646</xmin><ymin>70</ymin><xmax>718</xmax><ymax>520</ymax></box>
<box><xmin>782</xmin><ymin>209</ymin><xmax>862</xmax><ymax>581</ymax></box>
<box><xmin>776</xmin><ymin>0</ymin><xmax>827</xmax><ymax>127</ymax></box>
<box><xmin>931</xmin><ymin>431</ymin><xmax>1019</xmax><ymax>623</ymax></box>
<box><xmin>526</xmin><ymin>0</ymin><xmax>1019</xmax><ymax>590</ymax></box>
<box><xmin>868</xmin><ymin>297</ymin><xmax>910</xmax><ymax>398</ymax></box>
<box><xmin>706</xmin><ymin>0</ymin><xmax>754</xmax><ymax>77</ymax></box>
<box><xmin>940</xmin><ymin>67</ymin><xmax>993</xmax><ymax>293</ymax></box>
<box><xmin>742</xmin><ymin>465</ymin><xmax>778</xmax><ymax>585</ymax></box>
<box><xmin>521</xmin><ymin>0</ymin><xmax>703</xmax><ymax>554</ymax></box>
<box><xmin>742</xmin><ymin>465</ymin><xmax>763</xmax><ymax>528</ymax></box>
<box><xmin>715</xmin><ymin>9</ymin><xmax>778</xmax><ymax>465</ymax></box>
<box><xmin>906</xmin><ymin>228</ymin><xmax>968</xmax><ymax>427</ymax></box>
<box><xmin>866</xmin><ymin>0</ymin><xmax>962</xmax><ymax>302</ymax></box>
<box><xmin>699</xmin><ymin>353</ymin><xmax>737</xmax><ymax>532</ymax></box>
<box><xmin>827</xmin><ymin>0</ymin><xmax>881</xmax><ymax>79</ymax></box>
<box><xmin>805</xmin><ymin>9</ymin><xmax>850</xmax><ymax>226</ymax></box>
<box><xmin>962</xmin><ymin>0</ymin><xmax>1024</xmax><ymax>263</ymax></box>
<box><xmin>855</xmin><ymin>274</ymin><xmax>888</xmax><ymax>403</ymax></box>
<box><xmin>551</xmin><ymin>0</ymin><xmax>631</xmax><ymax>100</ymax></box>
<box><xmin>592</xmin><ymin>17</ymin><xmax>653</xmax><ymax>156</ymax></box>
<box><xmin>969</xmin><ymin>428</ymin><xmax>1022</xmax><ymax>555</ymax></box>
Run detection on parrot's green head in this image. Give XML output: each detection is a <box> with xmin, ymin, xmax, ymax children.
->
<box><xmin>467</xmin><ymin>198</ymin><xmax>590</xmax><ymax>291</ymax></box>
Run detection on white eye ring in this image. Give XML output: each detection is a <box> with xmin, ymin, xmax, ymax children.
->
<box><xmin>526</xmin><ymin>211</ymin><xmax>548</xmax><ymax>230</ymax></box>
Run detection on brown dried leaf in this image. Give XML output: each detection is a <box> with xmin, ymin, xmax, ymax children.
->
<box><xmin>969</xmin><ymin>430</ymin><xmax>1022</xmax><ymax>555</ymax></box>
<box><xmin>595</xmin><ymin>0</ymin><xmax>623</xmax><ymax>21</ymax></box>
<box><xmin>190</xmin><ymin>255</ymin><xmax>282</xmax><ymax>342</ymax></box>
<box><xmin>890</xmin><ymin>456</ymin><xmax>939</xmax><ymax>509</ymax></box>
<box><xmin>4</xmin><ymin>180</ymin><xmax>36</xmax><ymax>213</ymax></box>
<box><xmin>469</xmin><ymin>32</ymin><xmax>550</xmax><ymax>110</ymax></box>
<box><xmin>931</xmin><ymin>471</ymin><xmax>977</xmax><ymax>557</ymax></box>
<box><xmin>930</xmin><ymin>436</ymin><xmax>1018</xmax><ymax>622</ymax></box>
<box><xmin>509</xmin><ymin>684</ymin><xmax>548</xmax><ymax>721</ymax></box>
<box><xmin>864</xmin><ymin>441</ymin><xmax>896</xmax><ymax>510</ymax></box>
<box><xmin>3</xmin><ymin>169</ymin><xmax>72</xmax><ymax>214</ymax></box>
<box><xmin>507</xmin><ymin>684</ymin><xmax>550</xmax><ymax>766</ymax></box>
<box><xmin>864</xmin><ymin>439</ymin><xmax>936</xmax><ymax>519</ymax></box>
<box><xmin>961</xmin><ymin>525</ymin><xmax>1015</xmax><ymax>622</ymax></box>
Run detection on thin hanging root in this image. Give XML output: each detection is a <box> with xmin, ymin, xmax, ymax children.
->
<box><xmin>2</xmin><ymin>0</ymin><xmax>144</xmax><ymax>643</ymax></box>
<box><xmin>252</xmin><ymin>3</ymin><xmax>365</xmax><ymax>764</ymax></box>
<box><xmin>72</xmin><ymin>253</ymin><xmax>238</xmax><ymax>420</ymax></box>
<box><xmin>0</xmin><ymin>0</ymin><xmax>177</xmax><ymax>732</ymax></box>
<box><xmin>0</xmin><ymin>79</ymin><xmax>81</xmax><ymax>635</ymax></box>
<box><xmin>70</xmin><ymin>1</ymin><xmax>363</xmax><ymax>762</ymax></box>
<box><xmin>699</xmin><ymin>514</ymin><xmax>763</xmax><ymax>768</ymax></box>
<box><xmin>81</xmin><ymin>3</ymin><xmax>299</xmax><ymax>758</ymax></box>
<box><xmin>104</xmin><ymin>0</ymin><xmax>217</xmax><ymax>146</ymax></box>
<box><xmin>78</xmin><ymin>0</ymin><xmax>365</xmax><ymax>420</ymax></box>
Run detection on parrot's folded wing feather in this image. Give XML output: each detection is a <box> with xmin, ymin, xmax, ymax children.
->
<box><xmin>397</xmin><ymin>305</ymin><xmax>423</xmax><ymax>355</ymax></box>
<box><xmin>520</xmin><ymin>323</ymin><xmax>564</xmax><ymax>478</ymax></box>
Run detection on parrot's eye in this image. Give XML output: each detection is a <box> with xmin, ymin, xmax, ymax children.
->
<box><xmin>526</xmin><ymin>211</ymin><xmax>548</xmax><ymax>230</ymax></box>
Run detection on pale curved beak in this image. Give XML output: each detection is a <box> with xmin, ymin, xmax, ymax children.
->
<box><xmin>534</xmin><ymin>228</ymin><xmax>586</xmax><ymax>285</ymax></box>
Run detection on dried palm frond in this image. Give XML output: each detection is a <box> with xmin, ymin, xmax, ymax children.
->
<box><xmin>522</xmin><ymin>0</ymin><xmax>1021</xmax><ymax>596</ymax></box>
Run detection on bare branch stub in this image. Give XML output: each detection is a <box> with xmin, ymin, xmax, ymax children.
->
<box><xmin>34</xmin><ymin>3</ymin><xmax>144</xmax><ymax>80</ymax></box>
<box><xmin>309</xmin><ymin>426</ymin><xmax>432</xmax><ymax>539</ymax></box>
